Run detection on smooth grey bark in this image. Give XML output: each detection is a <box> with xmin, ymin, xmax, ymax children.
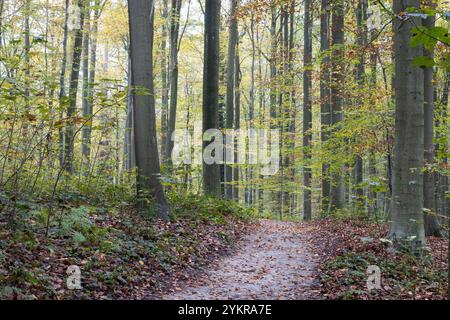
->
<box><xmin>202</xmin><ymin>0</ymin><xmax>221</xmax><ymax>196</ymax></box>
<box><xmin>64</xmin><ymin>0</ymin><xmax>85</xmax><ymax>173</ymax></box>
<box><xmin>320</xmin><ymin>0</ymin><xmax>331</xmax><ymax>215</ymax></box>
<box><xmin>224</xmin><ymin>0</ymin><xmax>238</xmax><ymax>199</ymax></box>
<box><xmin>128</xmin><ymin>0</ymin><xmax>169</xmax><ymax>219</ymax></box>
<box><xmin>355</xmin><ymin>0</ymin><xmax>368</xmax><ymax>210</ymax></box>
<box><xmin>388</xmin><ymin>0</ymin><xmax>425</xmax><ymax>246</ymax></box>
<box><xmin>329</xmin><ymin>0</ymin><xmax>345</xmax><ymax>211</ymax></box>
<box><xmin>423</xmin><ymin>12</ymin><xmax>442</xmax><ymax>237</ymax></box>
<box><xmin>303</xmin><ymin>0</ymin><xmax>312</xmax><ymax>221</ymax></box>
<box><xmin>24</xmin><ymin>0</ymin><xmax>30</xmax><ymax>109</ymax></box>
<box><xmin>288</xmin><ymin>2</ymin><xmax>296</xmax><ymax>215</ymax></box>
<box><xmin>160</xmin><ymin>0</ymin><xmax>169</xmax><ymax>162</ymax></box>
<box><xmin>269</xmin><ymin>7</ymin><xmax>277</xmax><ymax>125</ymax></box>
<box><xmin>233</xmin><ymin>39</ymin><xmax>241</xmax><ymax>201</ymax></box>
<box><xmin>81</xmin><ymin>7</ymin><xmax>91</xmax><ymax>162</ymax></box>
<box><xmin>82</xmin><ymin>0</ymin><xmax>101</xmax><ymax>165</ymax></box>
<box><xmin>123</xmin><ymin>49</ymin><xmax>135</xmax><ymax>172</ymax></box>
<box><xmin>165</xmin><ymin>0</ymin><xmax>182</xmax><ymax>165</ymax></box>
<box><xmin>246</xmin><ymin>15</ymin><xmax>256</xmax><ymax>205</ymax></box>
<box><xmin>58</xmin><ymin>0</ymin><xmax>70</xmax><ymax>167</ymax></box>
<box><xmin>367</xmin><ymin>30</ymin><xmax>378</xmax><ymax>216</ymax></box>
<box><xmin>0</xmin><ymin>0</ymin><xmax>4</xmax><ymax>46</ymax></box>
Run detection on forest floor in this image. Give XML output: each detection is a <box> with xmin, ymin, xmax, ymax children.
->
<box><xmin>156</xmin><ymin>217</ymin><xmax>448</xmax><ymax>300</ymax></box>
<box><xmin>157</xmin><ymin>219</ymin><xmax>321</xmax><ymax>300</ymax></box>
<box><xmin>0</xmin><ymin>193</ymin><xmax>447</xmax><ymax>300</ymax></box>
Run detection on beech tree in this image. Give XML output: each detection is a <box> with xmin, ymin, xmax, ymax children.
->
<box><xmin>165</xmin><ymin>0</ymin><xmax>182</xmax><ymax>165</ymax></box>
<box><xmin>128</xmin><ymin>0</ymin><xmax>169</xmax><ymax>219</ymax></box>
<box><xmin>202</xmin><ymin>0</ymin><xmax>221</xmax><ymax>196</ymax></box>
<box><xmin>389</xmin><ymin>0</ymin><xmax>426</xmax><ymax>246</ymax></box>
<box><xmin>64</xmin><ymin>0</ymin><xmax>85</xmax><ymax>173</ymax></box>
<box><xmin>303</xmin><ymin>0</ymin><xmax>312</xmax><ymax>220</ymax></box>
<box><xmin>225</xmin><ymin>0</ymin><xmax>238</xmax><ymax>199</ymax></box>
<box><xmin>329</xmin><ymin>0</ymin><xmax>345</xmax><ymax>211</ymax></box>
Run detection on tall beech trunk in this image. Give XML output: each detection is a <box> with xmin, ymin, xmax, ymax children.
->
<box><xmin>303</xmin><ymin>0</ymin><xmax>312</xmax><ymax>221</ymax></box>
<box><xmin>24</xmin><ymin>0</ymin><xmax>31</xmax><ymax>110</ymax></box>
<box><xmin>233</xmin><ymin>39</ymin><xmax>241</xmax><ymax>201</ymax></box>
<box><xmin>0</xmin><ymin>0</ymin><xmax>4</xmax><ymax>47</ymax></box>
<box><xmin>124</xmin><ymin>49</ymin><xmax>135</xmax><ymax>172</ymax></box>
<box><xmin>202</xmin><ymin>0</ymin><xmax>221</xmax><ymax>196</ymax></box>
<box><xmin>161</xmin><ymin>0</ymin><xmax>169</xmax><ymax>162</ymax></box>
<box><xmin>367</xmin><ymin>29</ymin><xmax>378</xmax><ymax>216</ymax></box>
<box><xmin>423</xmin><ymin>10</ymin><xmax>442</xmax><ymax>237</ymax></box>
<box><xmin>320</xmin><ymin>0</ymin><xmax>331</xmax><ymax>214</ymax></box>
<box><xmin>128</xmin><ymin>0</ymin><xmax>169</xmax><ymax>219</ymax></box>
<box><xmin>329</xmin><ymin>0</ymin><xmax>345</xmax><ymax>211</ymax></box>
<box><xmin>64</xmin><ymin>0</ymin><xmax>85</xmax><ymax>173</ymax></box>
<box><xmin>355</xmin><ymin>0</ymin><xmax>368</xmax><ymax>210</ymax></box>
<box><xmin>165</xmin><ymin>0</ymin><xmax>182</xmax><ymax>165</ymax></box>
<box><xmin>81</xmin><ymin>8</ymin><xmax>91</xmax><ymax>162</ymax></box>
<box><xmin>388</xmin><ymin>0</ymin><xmax>425</xmax><ymax>246</ymax></box>
<box><xmin>58</xmin><ymin>0</ymin><xmax>70</xmax><ymax>167</ymax></box>
<box><xmin>225</xmin><ymin>0</ymin><xmax>238</xmax><ymax>199</ymax></box>
<box><xmin>82</xmin><ymin>1</ymin><xmax>101</xmax><ymax>165</ymax></box>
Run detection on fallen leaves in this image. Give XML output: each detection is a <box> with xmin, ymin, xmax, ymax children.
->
<box><xmin>307</xmin><ymin>218</ymin><xmax>448</xmax><ymax>300</ymax></box>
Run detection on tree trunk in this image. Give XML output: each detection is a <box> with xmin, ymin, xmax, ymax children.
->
<box><xmin>64</xmin><ymin>0</ymin><xmax>85</xmax><ymax>173</ymax></box>
<box><xmin>423</xmin><ymin>11</ymin><xmax>442</xmax><ymax>237</ymax></box>
<box><xmin>202</xmin><ymin>0</ymin><xmax>221</xmax><ymax>196</ymax></box>
<box><xmin>128</xmin><ymin>0</ymin><xmax>170</xmax><ymax>219</ymax></box>
<box><xmin>388</xmin><ymin>0</ymin><xmax>425</xmax><ymax>247</ymax></box>
<box><xmin>81</xmin><ymin>7</ymin><xmax>91</xmax><ymax>163</ymax></box>
<box><xmin>233</xmin><ymin>39</ymin><xmax>241</xmax><ymax>201</ymax></box>
<box><xmin>355</xmin><ymin>0</ymin><xmax>368</xmax><ymax>211</ymax></box>
<box><xmin>24</xmin><ymin>0</ymin><xmax>31</xmax><ymax>110</ymax></box>
<box><xmin>165</xmin><ymin>0</ymin><xmax>182</xmax><ymax>165</ymax></box>
<box><xmin>160</xmin><ymin>0</ymin><xmax>169</xmax><ymax>162</ymax></box>
<box><xmin>329</xmin><ymin>0</ymin><xmax>345</xmax><ymax>211</ymax></box>
<box><xmin>0</xmin><ymin>0</ymin><xmax>4</xmax><ymax>47</ymax></box>
<box><xmin>58</xmin><ymin>0</ymin><xmax>70</xmax><ymax>168</ymax></box>
<box><xmin>81</xmin><ymin>1</ymin><xmax>101</xmax><ymax>167</ymax></box>
<box><xmin>303</xmin><ymin>0</ymin><xmax>312</xmax><ymax>221</ymax></box>
<box><xmin>320</xmin><ymin>0</ymin><xmax>331</xmax><ymax>215</ymax></box>
<box><xmin>123</xmin><ymin>48</ymin><xmax>136</xmax><ymax>172</ymax></box>
<box><xmin>225</xmin><ymin>0</ymin><xmax>238</xmax><ymax>199</ymax></box>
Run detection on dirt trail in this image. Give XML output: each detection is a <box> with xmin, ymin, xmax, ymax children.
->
<box><xmin>162</xmin><ymin>219</ymin><xmax>320</xmax><ymax>300</ymax></box>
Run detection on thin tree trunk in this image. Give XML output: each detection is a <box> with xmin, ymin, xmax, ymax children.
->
<box><xmin>123</xmin><ymin>48</ymin><xmax>135</xmax><ymax>172</ymax></box>
<box><xmin>233</xmin><ymin>39</ymin><xmax>241</xmax><ymax>201</ymax></box>
<box><xmin>64</xmin><ymin>0</ymin><xmax>86</xmax><ymax>173</ymax></box>
<box><xmin>0</xmin><ymin>0</ymin><xmax>4</xmax><ymax>47</ymax></box>
<box><xmin>58</xmin><ymin>0</ymin><xmax>70</xmax><ymax>168</ymax></box>
<box><xmin>24</xmin><ymin>0</ymin><xmax>31</xmax><ymax>111</ymax></box>
<box><xmin>329</xmin><ymin>0</ymin><xmax>345</xmax><ymax>211</ymax></box>
<box><xmin>320</xmin><ymin>0</ymin><xmax>331</xmax><ymax>215</ymax></box>
<box><xmin>166</xmin><ymin>0</ymin><xmax>182</xmax><ymax>165</ymax></box>
<box><xmin>82</xmin><ymin>0</ymin><xmax>101</xmax><ymax>167</ymax></box>
<box><xmin>161</xmin><ymin>0</ymin><xmax>169</xmax><ymax>162</ymax></box>
<box><xmin>355</xmin><ymin>0</ymin><xmax>368</xmax><ymax>211</ymax></box>
<box><xmin>81</xmin><ymin>7</ymin><xmax>91</xmax><ymax>163</ymax></box>
<box><xmin>423</xmin><ymin>10</ymin><xmax>442</xmax><ymax>237</ymax></box>
<box><xmin>202</xmin><ymin>0</ymin><xmax>221</xmax><ymax>196</ymax></box>
<box><xmin>225</xmin><ymin>0</ymin><xmax>238</xmax><ymax>199</ymax></box>
<box><xmin>303</xmin><ymin>0</ymin><xmax>312</xmax><ymax>221</ymax></box>
<box><xmin>128</xmin><ymin>0</ymin><xmax>170</xmax><ymax>219</ymax></box>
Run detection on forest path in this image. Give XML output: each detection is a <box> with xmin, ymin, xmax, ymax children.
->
<box><xmin>161</xmin><ymin>219</ymin><xmax>320</xmax><ymax>300</ymax></box>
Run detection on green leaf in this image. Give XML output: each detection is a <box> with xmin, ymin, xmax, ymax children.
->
<box><xmin>412</xmin><ymin>56</ymin><xmax>435</xmax><ymax>68</ymax></box>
